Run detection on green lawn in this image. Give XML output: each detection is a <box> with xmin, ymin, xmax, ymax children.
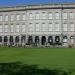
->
<box><xmin>0</xmin><ymin>47</ymin><xmax>75</xmax><ymax>74</ymax></box>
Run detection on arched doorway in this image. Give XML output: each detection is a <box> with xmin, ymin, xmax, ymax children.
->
<box><xmin>48</xmin><ymin>36</ymin><xmax>53</xmax><ymax>45</ymax></box>
<box><xmin>28</xmin><ymin>36</ymin><xmax>33</xmax><ymax>45</ymax></box>
<box><xmin>70</xmin><ymin>36</ymin><xmax>74</xmax><ymax>47</ymax></box>
<box><xmin>41</xmin><ymin>36</ymin><xmax>46</xmax><ymax>45</ymax></box>
<box><xmin>0</xmin><ymin>36</ymin><xmax>2</xmax><ymax>42</ymax></box>
<box><xmin>9</xmin><ymin>36</ymin><xmax>13</xmax><ymax>45</ymax></box>
<box><xmin>21</xmin><ymin>36</ymin><xmax>25</xmax><ymax>46</ymax></box>
<box><xmin>63</xmin><ymin>36</ymin><xmax>68</xmax><ymax>46</ymax></box>
<box><xmin>15</xmin><ymin>36</ymin><xmax>19</xmax><ymax>43</ymax></box>
<box><xmin>55</xmin><ymin>36</ymin><xmax>60</xmax><ymax>44</ymax></box>
<box><xmin>35</xmin><ymin>36</ymin><xmax>39</xmax><ymax>46</ymax></box>
<box><xmin>4</xmin><ymin>36</ymin><xmax>8</xmax><ymax>45</ymax></box>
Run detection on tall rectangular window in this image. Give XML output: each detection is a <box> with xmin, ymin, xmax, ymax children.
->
<box><xmin>22</xmin><ymin>14</ymin><xmax>26</xmax><ymax>20</ymax></box>
<box><xmin>35</xmin><ymin>23</ymin><xmax>40</xmax><ymax>31</ymax></box>
<box><xmin>55</xmin><ymin>12</ymin><xmax>60</xmax><ymax>19</ymax></box>
<box><xmin>0</xmin><ymin>16</ymin><xmax>3</xmax><ymax>21</ymax></box>
<box><xmin>35</xmin><ymin>13</ymin><xmax>40</xmax><ymax>19</ymax></box>
<box><xmin>42</xmin><ymin>12</ymin><xmax>46</xmax><ymax>19</ymax></box>
<box><xmin>5</xmin><ymin>15</ymin><xmax>8</xmax><ymax>21</ymax></box>
<box><xmin>54</xmin><ymin>23</ymin><xmax>60</xmax><ymax>31</ymax></box>
<box><xmin>63</xmin><ymin>12</ymin><xmax>68</xmax><ymax>19</ymax></box>
<box><xmin>42</xmin><ymin>23</ymin><xmax>46</xmax><ymax>31</ymax></box>
<box><xmin>29</xmin><ymin>13</ymin><xmax>33</xmax><ymax>20</ymax></box>
<box><xmin>10</xmin><ymin>15</ymin><xmax>14</xmax><ymax>21</ymax></box>
<box><xmin>69</xmin><ymin>23</ymin><xmax>74</xmax><ymax>31</ymax></box>
<box><xmin>0</xmin><ymin>25</ymin><xmax>2</xmax><ymax>32</ymax></box>
<box><xmin>16</xmin><ymin>24</ymin><xmax>20</xmax><ymax>32</ymax></box>
<box><xmin>69</xmin><ymin>12</ymin><xmax>74</xmax><ymax>19</ymax></box>
<box><xmin>16</xmin><ymin>15</ymin><xmax>20</xmax><ymax>21</ymax></box>
<box><xmin>22</xmin><ymin>24</ymin><xmax>26</xmax><ymax>32</ymax></box>
<box><xmin>29</xmin><ymin>23</ymin><xmax>34</xmax><ymax>32</ymax></box>
<box><xmin>48</xmin><ymin>12</ymin><xmax>52</xmax><ymax>19</ymax></box>
<box><xmin>4</xmin><ymin>24</ymin><xmax>8</xmax><ymax>32</ymax></box>
<box><xmin>10</xmin><ymin>25</ymin><xmax>14</xmax><ymax>32</ymax></box>
<box><xmin>48</xmin><ymin>23</ymin><xmax>53</xmax><ymax>31</ymax></box>
<box><xmin>63</xmin><ymin>23</ymin><xmax>68</xmax><ymax>31</ymax></box>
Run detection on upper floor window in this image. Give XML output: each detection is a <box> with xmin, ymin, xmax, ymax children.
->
<box><xmin>48</xmin><ymin>23</ymin><xmax>53</xmax><ymax>31</ymax></box>
<box><xmin>48</xmin><ymin>12</ymin><xmax>52</xmax><ymax>19</ymax></box>
<box><xmin>54</xmin><ymin>23</ymin><xmax>60</xmax><ymax>31</ymax></box>
<box><xmin>29</xmin><ymin>13</ymin><xmax>33</xmax><ymax>20</ymax></box>
<box><xmin>35</xmin><ymin>13</ymin><xmax>40</xmax><ymax>19</ymax></box>
<box><xmin>29</xmin><ymin>23</ymin><xmax>34</xmax><ymax>31</ymax></box>
<box><xmin>69</xmin><ymin>23</ymin><xmax>74</xmax><ymax>31</ymax></box>
<box><xmin>0</xmin><ymin>16</ymin><xmax>3</xmax><ymax>21</ymax></box>
<box><xmin>22</xmin><ymin>14</ymin><xmax>26</xmax><ymax>20</ymax></box>
<box><xmin>35</xmin><ymin>23</ymin><xmax>40</xmax><ymax>31</ymax></box>
<box><xmin>63</xmin><ymin>23</ymin><xmax>68</xmax><ymax>31</ymax></box>
<box><xmin>69</xmin><ymin>12</ymin><xmax>74</xmax><ymax>19</ymax></box>
<box><xmin>55</xmin><ymin>12</ymin><xmax>60</xmax><ymax>19</ymax></box>
<box><xmin>16</xmin><ymin>24</ymin><xmax>20</xmax><ymax>32</ymax></box>
<box><xmin>0</xmin><ymin>24</ymin><xmax>3</xmax><ymax>32</ymax></box>
<box><xmin>42</xmin><ymin>12</ymin><xmax>46</xmax><ymax>19</ymax></box>
<box><xmin>63</xmin><ymin>12</ymin><xmax>68</xmax><ymax>19</ymax></box>
<box><xmin>42</xmin><ymin>23</ymin><xmax>46</xmax><ymax>31</ymax></box>
<box><xmin>10</xmin><ymin>15</ymin><xmax>14</xmax><ymax>21</ymax></box>
<box><xmin>16</xmin><ymin>14</ymin><xmax>20</xmax><ymax>21</ymax></box>
<box><xmin>10</xmin><ymin>25</ymin><xmax>14</xmax><ymax>32</ymax></box>
<box><xmin>4</xmin><ymin>24</ymin><xmax>8</xmax><ymax>32</ymax></box>
<box><xmin>5</xmin><ymin>15</ymin><xmax>8</xmax><ymax>21</ymax></box>
<box><xmin>22</xmin><ymin>24</ymin><xmax>26</xmax><ymax>32</ymax></box>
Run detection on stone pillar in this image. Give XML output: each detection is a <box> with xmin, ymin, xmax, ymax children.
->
<box><xmin>2</xmin><ymin>36</ymin><xmax>4</xmax><ymax>46</ymax></box>
<box><xmin>7</xmin><ymin>36</ymin><xmax>10</xmax><ymax>46</ymax></box>
<box><xmin>39</xmin><ymin>36</ymin><xmax>41</xmax><ymax>47</ymax></box>
<box><xmin>13</xmin><ymin>36</ymin><xmax>15</xmax><ymax>46</ymax></box>
<box><xmin>19</xmin><ymin>35</ymin><xmax>21</xmax><ymax>46</ymax></box>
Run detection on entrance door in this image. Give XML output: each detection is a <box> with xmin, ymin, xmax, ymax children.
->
<box><xmin>41</xmin><ymin>36</ymin><xmax>46</xmax><ymax>45</ymax></box>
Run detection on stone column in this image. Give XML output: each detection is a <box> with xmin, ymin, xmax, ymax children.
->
<box><xmin>39</xmin><ymin>36</ymin><xmax>41</xmax><ymax>47</ymax></box>
<box><xmin>19</xmin><ymin>35</ymin><xmax>21</xmax><ymax>46</ymax></box>
<box><xmin>7</xmin><ymin>36</ymin><xmax>10</xmax><ymax>46</ymax></box>
<box><xmin>2</xmin><ymin>36</ymin><xmax>4</xmax><ymax>46</ymax></box>
<box><xmin>13</xmin><ymin>36</ymin><xmax>15</xmax><ymax>46</ymax></box>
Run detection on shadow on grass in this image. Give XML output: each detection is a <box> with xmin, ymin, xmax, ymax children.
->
<box><xmin>0</xmin><ymin>62</ymin><xmax>70</xmax><ymax>75</ymax></box>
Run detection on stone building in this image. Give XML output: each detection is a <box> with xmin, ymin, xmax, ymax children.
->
<box><xmin>0</xmin><ymin>3</ymin><xmax>75</xmax><ymax>47</ymax></box>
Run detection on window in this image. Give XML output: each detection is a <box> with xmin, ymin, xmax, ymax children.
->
<box><xmin>54</xmin><ymin>23</ymin><xmax>60</xmax><ymax>31</ymax></box>
<box><xmin>55</xmin><ymin>12</ymin><xmax>60</xmax><ymax>19</ymax></box>
<box><xmin>5</xmin><ymin>15</ymin><xmax>8</xmax><ymax>21</ymax></box>
<box><xmin>63</xmin><ymin>23</ymin><xmax>68</xmax><ymax>31</ymax></box>
<box><xmin>29</xmin><ymin>13</ymin><xmax>33</xmax><ymax>20</ymax></box>
<box><xmin>16</xmin><ymin>15</ymin><xmax>20</xmax><ymax>21</ymax></box>
<box><xmin>10</xmin><ymin>25</ymin><xmax>14</xmax><ymax>32</ymax></box>
<box><xmin>0</xmin><ymin>25</ymin><xmax>2</xmax><ymax>32</ymax></box>
<box><xmin>16</xmin><ymin>24</ymin><xmax>20</xmax><ymax>32</ymax></box>
<box><xmin>42</xmin><ymin>12</ymin><xmax>46</xmax><ymax>19</ymax></box>
<box><xmin>69</xmin><ymin>12</ymin><xmax>74</xmax><ymax>19</ymax></box>
<box><xmin>22</xmin><ymin>14</ymin><xmax>26</xmax><ymax>20</ymax></box>
<box><xmin>35</xmin><ymin>13</ymin><xmax>40</xmax><ymax>19</ymax></box>
<box><xmin>29</xmin><ymin>23</ymin><xmax>34</xmax><ymax>32</ymax></box>
<box><xmin>48</xmin><ymin>13</ymin><xmax>52</xmax><ymax>19</ymax></box>
<box><xmin>10</xmin><ymin>15</ymin><xmax>14</xmax><ymax>21</ymax></box>
<box><xmin>42</xmin><ymin>23</ymin><xmax>46</xmax><ymax>31</ymax></box>
<box><xmin>48</xmin><ymin>23</ymin><xmax>53</xmax><ymax>31</ymax></box>
<box><xmin>22</xmin><ymin>24</ymin><xmax>26</xmax><ymax>32</ymax></box>
<box><xmin>4</xmin><ymin>24</ymin><xmax>8</xmax><ymax>32</ymax></box>
<box><xmin>63</xmin><ymin>12</ymin><xmax>68</xmax><ymax>19</ymax></box>
<box><xmin>0</xmin><ymin>16</ymin><xmax>3</xmax><ymax>21</ymax></box>
<box><xmin>35</xmin><ymin>23</ymin><xmax>40</xmax><ymax>31</ymax></box>
<box><xmin>69</xmin><ymin>23</ymin><xmax>74</xmax><ymax>31</ymax></box>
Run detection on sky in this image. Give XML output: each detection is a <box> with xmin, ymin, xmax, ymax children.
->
<box><xmin>0</xmin><ymin>0</ymin><xmax>75</xmax><ymax>6</ymax></box>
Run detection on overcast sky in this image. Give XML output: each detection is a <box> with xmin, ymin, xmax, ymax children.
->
<box><xmin>0</xmin><ymin>0</ymin><xmax>75</xmax><ymax>6</ymax></box>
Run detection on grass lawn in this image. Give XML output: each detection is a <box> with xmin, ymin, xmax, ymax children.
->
<box><xmin>0</xmin><ymin>47</ymin><xmax>75</xmax><ymax>74</ymax></box>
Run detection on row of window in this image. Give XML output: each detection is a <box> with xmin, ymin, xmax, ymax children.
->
<box><xmin>0</xmin><ymin>12</ymin><xmax>75</xmax><ymax>21</ymax></box>
<box><xmin>0</xmin><ymin>23</ymin><xmax>74</xmax><ymax>33</ymax></box>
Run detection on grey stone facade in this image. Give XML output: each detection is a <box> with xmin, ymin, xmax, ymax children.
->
<box><xmin>0</xmin><ymin>3</ymin><xmax>75</xmax><ymax>47</ymax></box>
